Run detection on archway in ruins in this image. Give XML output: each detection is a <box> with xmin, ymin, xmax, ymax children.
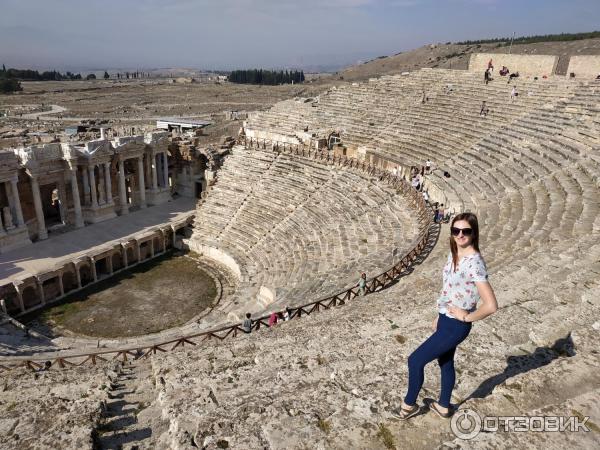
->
<box><xmin>2</xmin><ymin>286</ymin><xmax>21</xmax><ymax>315</ymax></box>
<box><xmin>112</xmin><ymin>252</ymin><xmax>123</xmax><ymax>272</ymax></box>
<box><xmin>126</xmin><ymin>246</ymin><xmax>138</xmax><ymax>265</ymax></box>
<box><xmin>165</xmin><ymin>230</ymin><xmax>174</xmax><ymax>249</ymax></box>
<box><xmin>22</xmin><ymin>285</ymin><xmax>39</xmax><ymax>309</ymax></box>
<box><xmin>42</xmin><ymin>277</ymin><xmax>61</xmax><ymax>302</ymax></box>
<box><xmin>139</xmin><ymin>241</ymin><xmax>151</xmax><ymax>260</ymax></box>
<box><xmin>95</xmin><ymin>257</ymin><xmax>110</xmax><ymax>278</ymax></box>
<box><xmin>153</xmin><ymin>236</ymin><xmax>163</xmax><ymax>254</ymax></box>
<box><xmin>62</xmin><ymin>269</ymin><xmax>78</xmax><ymax>293</ymax></box>
<box><xmin>79</xmin><ymin>264</ymin><xmax>93</xmax><ymax>287</ymax></box>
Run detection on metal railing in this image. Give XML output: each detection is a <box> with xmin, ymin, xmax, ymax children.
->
<box><xmin>0</xmin><ymin>139</ymin><xmax>433</xmax><ymax>372</ymax></box>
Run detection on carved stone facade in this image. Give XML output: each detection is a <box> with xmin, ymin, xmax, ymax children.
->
<box><xmin>1</xmin><ymin>131</ymin><xmax>177</xmax><ymax>249</ymax></box>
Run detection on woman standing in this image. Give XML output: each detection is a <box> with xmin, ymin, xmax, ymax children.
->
<box><xmin>393</xmin><ymin>213</ymin><xmax>498</xmax><ymax>419</ymax></box>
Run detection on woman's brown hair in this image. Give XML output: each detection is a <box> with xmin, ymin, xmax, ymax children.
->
<box><xmin>450</xmin><ymin>212</ymin><xmax>480</xmax><ymax>272</ymax></box>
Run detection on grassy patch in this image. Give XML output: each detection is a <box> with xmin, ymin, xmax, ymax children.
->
<box><xmin>317</xmin><ymin>418</ymin><xmax>332</xmax><ymax>434</ymax></box>
<box><xmin>502</xmin><ymin>393</ymin><xmax>515</xmax><ymax>404</ymax></box>
<box><xmin>377</xmin><ymin>423</ymin><xmax>396</xmax><ymax>449</ymax></box>
<box><xmin>572</xmin><ymin>409</ymin><xmax>600</xmax><ymax>432</ymax></box>
<box><xmin>394</xmin><ymin>335</ymin><xmax>406</xmax><ymax>344</ymax></box>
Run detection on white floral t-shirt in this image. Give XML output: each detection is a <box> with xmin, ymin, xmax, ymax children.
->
<box><xmin>437</xmin><ymin>252</ymin><xmax>488</xmax><ymax>319</ymax></box>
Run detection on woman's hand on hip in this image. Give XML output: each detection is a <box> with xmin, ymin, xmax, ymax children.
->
<box><xmin>447</xmin><ymin>305</ymin><xmax>469</xmax><ymax>322</ymax></box>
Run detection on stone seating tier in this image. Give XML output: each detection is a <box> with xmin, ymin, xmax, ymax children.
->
<box><xmin>190</xmin><ymin>146</ymin><xmax>420</xmax><ymax>320</ymax></box>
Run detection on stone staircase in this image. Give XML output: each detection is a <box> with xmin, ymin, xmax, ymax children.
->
<box><xmin>94</xmin><ymin>361</ymin><xmax>167</xmax><ymax>450</ymax></box>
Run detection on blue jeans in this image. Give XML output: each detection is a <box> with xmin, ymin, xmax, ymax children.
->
<box><xmin>404</xmin><ymin>313</ymin><xmax>472</xmax><ymax>408</ymax></box>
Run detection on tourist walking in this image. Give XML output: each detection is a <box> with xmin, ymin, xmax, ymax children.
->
<box><xmin>241</xmin><ymin>312</ymin><xmax>253</xmax><ymax>333</ymax></box>
<box><xmin>358</xmin><ymin>272</ymin><xmax>367</xmax><ymax>296</ymax></box>
<box><xmin>484</xmin><ymin>69</ymin><xmax>491</xmax><ymax>85</ymax></box>
<box><xmin>392</xmin><ymin>212</ymin><xmax>498</xmax><ymax>420</ymax></box>
<box><xmin>510</xmin><ymin>86</ymin><xmax>518</xmax><ymax>101</ymax></box>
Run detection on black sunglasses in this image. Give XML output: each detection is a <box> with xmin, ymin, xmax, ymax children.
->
<box><xmin>451</xmin><ymin>227</ymin><xmax>473</xmax><ymax>236</ymax></box>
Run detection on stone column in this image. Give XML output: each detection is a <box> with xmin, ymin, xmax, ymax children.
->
<box><xmin>16</xmin><ymin>290</ymin><xmax>24</xmax><ymax>313</ymax></box>
<box><xmin>69</xmin><ymin>169</ymin><xmax>84</xmax><ymax>228</ymax></box>
<box><xmin>58</xmin><ymin>274</ymin><xmax>64</xmax><ymax>297</ymax></box>
<box><xmin>36</xmin><ymin>279</ymin><xmax>45</xmax><ymax>305</ymax></box>
<box><xmin>30</xmin><ymin>177</ymin><xmax>48</xmax><ymax>240</ymax></box>
<box><xmin>88</xmin><ymin>165</ymin><xmax>98</xmax><ymax>208</ymax></box>
<box><xmin>151</xmin><ymin>153</ymin><xmax>158</xmax><ymax>191</ymax></box>
<box><xmin>137</xmin><ymin>156</ymin><xmax>146</xmax><ymax>208</ymax></box>
<box><xmin>118</xmin><ymin>157</ymin><xmax>129</xmax><ymax>215</ymax></box>
<box><xmin>82</xmin><ymin>168</ymin><xmax>90</xmax><ymax>205</ymax></box>
<box><xmin>57</xmin><ymin>181</ymin><xmax>67</xmax><ymax>224</ymax></box>
<box><xmin>122</xmin><ymin>246</ymin><xmax>128</xmax><ymax>268</ymax></box>
<box><xmin>10</xmin><ymin>177</ymin><xmax>25</xmax><ymax>228</ymax></box>
<box><xmin>150</xmin><ymin>238</ymin><xmax>155</xmax><ymax>257</ymax></box>
<box><xmin>97</xmin><ymin>165</ymin><xmax>105</xmax><ymax>206</ymax></box>
<box><xmin>90</xmin><ymin>258</ymin><xmax>98</xmax><ymax>282</ymax></box>
<box><xmin>104</xmin><ymin>162</ymin><xmax>113</xmax><ymax>204</ymax></box>
<box><xmin>162</xmin><ymin>152</ymin><xmax>169</xmax><ymax>189</ymax></box>
<box><xmin>75</xmin><ymin>267</ymin><xmax>82</xmax><ymax>289</ymax></box>
<box><xmin>107</xmin><ymin>255</ymin><xmax>113</xmax><ymax>275</ymax></box>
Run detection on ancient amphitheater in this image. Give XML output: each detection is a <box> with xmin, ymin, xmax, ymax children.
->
<box><xmin>1</xmin><ymin>55</ymin><xmax>600</xmax><ymax>449</ymax></box>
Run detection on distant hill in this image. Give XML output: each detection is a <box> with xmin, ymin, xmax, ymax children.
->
<box><xmin>337</xmin><ymin>37</ymin><xmax>600</xmax><ymax>81</ymax></box>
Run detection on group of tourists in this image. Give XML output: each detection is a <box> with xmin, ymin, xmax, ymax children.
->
<box><xmin>484</xmin><ymin>59</ymin><xmax>520</xmax><ymax>97</ymax></box>
<box><xmin>433</xmin><ymin>203</ymin><xmax>451</xmax><ymax>223</ymax></box>
<box><xmin>241</xmin><ymin>307</ymin><xmax>293</xmax><ymax>333</ymax></box>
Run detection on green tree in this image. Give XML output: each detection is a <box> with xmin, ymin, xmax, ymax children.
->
<box><xmin>103</xmin><ymin>71</ymin><xmax>110</xmax><ymax>79</ymax></box>
<box><xmin>86</xmin><ymin>73</ymin><xmax>96</xmax><ymax>80</ymax></box>
<box><xmin>0</xmin><ymin>78</ymin><xmax>22</xmax><ymax>94</ymax></box>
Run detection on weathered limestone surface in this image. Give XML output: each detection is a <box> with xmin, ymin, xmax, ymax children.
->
<box><xmin>0</xmin><ymin>362</ymin><xmax>117</xmax><ymax>449</ymax></box>
<box><xmin>567</xmin><ymin>55</ymin><xmax>600</xmax><ymax>78</ymax></box>
<box><xmin>148</xmin><ymin>229</ymin><xmax>600</xmax><ymax>448</ymax></box>
<box><xmin>469</xmin><ymin>53</ymin><xmax>558</xmax><ymax>76</ymax></box>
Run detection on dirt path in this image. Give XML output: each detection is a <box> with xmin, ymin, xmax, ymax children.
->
<box><xmin>16</xmin><ymin>104</ymin><xmax>67</xmax><ymax>119</ymax></box>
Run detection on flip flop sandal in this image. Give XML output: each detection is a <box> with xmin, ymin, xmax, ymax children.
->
<box><xmin>391</xmin><ymin>404</ymin><xmax>419</xmax><ymax>420</ymax></box>
<box><xmin>426</xmin><ymin>400</ymin><xmax>453</xmax><ymax>419</ymax></box>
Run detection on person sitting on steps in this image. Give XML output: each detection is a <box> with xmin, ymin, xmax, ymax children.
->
<box><xmin>392</xmin><ymin>212</ymin><xmax>498</xmax><ymax>420</ymax></box>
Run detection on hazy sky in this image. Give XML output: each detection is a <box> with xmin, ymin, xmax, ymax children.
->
<box><xmin>1</xmin><ymin>0</ymin><xmax>598</xmax><ymax>71</ymax></box>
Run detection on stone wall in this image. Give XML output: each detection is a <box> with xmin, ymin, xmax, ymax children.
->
<box><xmin>469</xmin><ymin>53</ymin><xmax>558</xmax><ymax>76</ymax></box>
<box><xmin>566</xmin><ymin>55</ymin><xmax>600</xmax><ymax>78</ymax></box>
